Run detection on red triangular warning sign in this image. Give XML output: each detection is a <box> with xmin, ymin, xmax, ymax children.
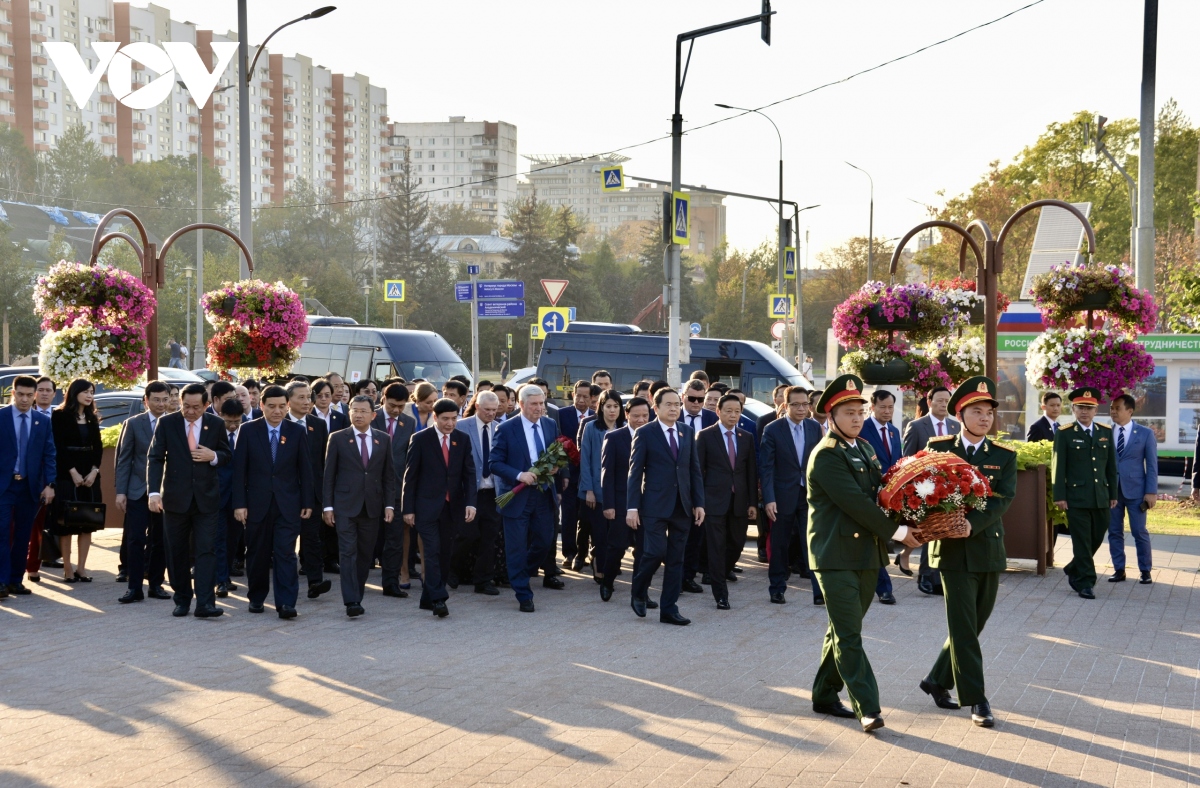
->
<box><xmin>541</xmin><ymin>279</ymin><xmax>569</xmax><ymax>306</ymax></box>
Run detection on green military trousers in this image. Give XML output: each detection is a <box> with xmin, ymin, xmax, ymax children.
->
<box><xmin>928</xmin><ymin>569</ymin><xmax>999</xmax><ymax>706</ymax></box>
<box><xmin>1063</xmin><ymin>508</ymin><xmax>1110</xmax><ymax>590</ymax></box>
<box><xmin>812</xmin><ymin>568</ymin><xmax>881</xmax><ymax>718</ymax></box>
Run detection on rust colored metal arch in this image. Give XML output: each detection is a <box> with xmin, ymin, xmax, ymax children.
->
<box><xmin>159</xmin><ymin>224</ymin><xmax>255</xmax><ymax>274</ymax></box>
<box><xmin>888</xmin><ymin>220</ymin><xmax>984</xmax><ymax>277</ymax></box>
<box><xmin>997</xmin><ymin>199</ymin><xmax>1096</xmax><ymax>263</ymax></box>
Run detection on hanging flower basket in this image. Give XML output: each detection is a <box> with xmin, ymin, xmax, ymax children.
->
<box><xmin>1029</xmin><ymin>262</ymin><xmax>1157</xmax><ymax>333</ymax></box>
<box><xmin>862</xmin><ymin>357</ymin><xmax>915</xmax><ymax>385</ymax></box>
<box><xmin>866</xmin><ymin>304</ymin><xmax>916</xmax><ymax>331</ymax></box>
<box><xmin>201</xmin><ymin>279</ymin><xmax>308</xmax><ymax>378</ymax></box>
<box><xmin>1025</xmin><ymin>327</ymin><xmax>1155</xmax><ymax>399</ymax></box>
<box><xmin>929</xmin><ymin>335</ymin><xmax>986</xmax><ymax>385</ymax></box>
<box><xmin>38</xmin><ymin>324</ymin><xmax>151</xmax><ymax>389</ymax></box>
<box><xmin>833</xmin><ymin>281</ymin><xmax>955</xmax><ymax>350</ymax></box>
<box><xmin>841</xmin><ymin>344</ymin><xmax>950</xmax><ymax>393</ymax></box>
<box><xmin>930</xmin><ymin>277</ymin><xmax>1010</xmax><ymax>327</ymax></box>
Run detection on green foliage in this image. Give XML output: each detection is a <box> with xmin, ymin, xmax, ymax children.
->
<box><xmin>0</xmin><ymin>224</ymin><xmax>43</xmax><ymax>360</ymax></box>
<box><xmin>0</xmin><ymin>123</ymin><xmax>37</xmax><ymax>202</ymax></box>
<box><xmin>992</xmin><ymin>438</ymin><xmax>1066</xmax><ymax>528</ymax></box>
<box><xmin>429</xmin><ymin>202</ymin><xmax>496</xmax><ymax>235</ymax></box>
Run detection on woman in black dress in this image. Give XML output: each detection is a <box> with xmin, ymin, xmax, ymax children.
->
<box><xmin>50</xmin><ymin>378</ymin><xmax>104</xmax><ymax>583</ymax></box>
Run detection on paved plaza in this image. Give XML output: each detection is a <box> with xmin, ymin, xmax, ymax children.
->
<box><xmin>1</xmin><ymin>529</ymin><xmax>1198</xmax><ymax>788</ymax></box>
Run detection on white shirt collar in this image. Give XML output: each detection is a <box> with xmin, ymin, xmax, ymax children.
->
<box><xmin>353</xmin><ymin>426</ymin><xmax>372</xmax><ymax>438</ymax></box>
<box><xmin>521</xmin><ymin>414</ymin><xmax>541</xmax><ymax>430</ymax></box>
<box><xmin>659</xmin><ymin>420</ymin><xmax>679</xmax><ymax>436</ymax></box>
<box><xmin>962</xmin><ymin>434</ymin><xmax>985</xmax><ymax>451</ymax></box>
<box><xmin>872</xmin><ymin>417</ymin><xmax>889</xmax><ymax>432</ymax></box>
<box><xmin>628</xmin><ymin>424</ymin><xmax>637</xmax><ymax>437</ymax></box>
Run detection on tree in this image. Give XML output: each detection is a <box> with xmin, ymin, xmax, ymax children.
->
<box><xmin>801</xmin><ymin>237</ymin><xmax>894</xmax><ymax>355</ymax></box>
<box><xmin>43</xmin><ymin>124</ymin><xmax>110</xmax><ymax>209</ymax></box>
<box><xmin>700</xmin><ymin>242</ymin><xmax>774</xmax><ymax>341</ymax></box>
<box><xmin>0</xmin><ymin>124</ymin><xmax>37</xmax><ymax>202</ymax></box>
<box><xmin>0</xmin><ymin>224</ymin><xmax>43</xmax><ymax>360</ymax></box>
<box><xmin>429</xmin><ymin>203</ymin><xmax>496</xmax><ymax>235</ymax></box>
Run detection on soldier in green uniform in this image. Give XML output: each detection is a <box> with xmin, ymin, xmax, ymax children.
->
<box><xmin>918</xmin><ymin>376</ymin><xmax>1016</xmax><ymax>728</ymax></box>
<box><xmin>1053</xmin><ymin>388</ymin><xmax>1119</xmax><ymax>599</ymax></box>
<box><xmin>807</xmin><ymin>374</ymin><xmax>922</xmax><ymax>733</ymax></box>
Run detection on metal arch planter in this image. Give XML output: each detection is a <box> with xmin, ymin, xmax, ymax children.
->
<box><xmin>866</xmin><ymin>304</ymin><xmax>916</xmax><ymax>332</ymax></box>
<box><xmin>966</xmin><ymin>302</ymin><xmax>986</xmax><ymax>325</ymax></box>
<box><xmin>1071</xmin><ymin>291</ymin><xmax>1113</xmax><ymax>311</ymax></box>
<box><xmin>861</xmin><ymin>357</ymin><xmax>914</xmax><ymax>385</ymax></box>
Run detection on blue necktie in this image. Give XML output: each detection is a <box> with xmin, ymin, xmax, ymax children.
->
<box><xmin>1117</xmin><ymin>427</ymin><xmax>1126</xmax><ymax>457</ymax></box>
<box><xmin>482</xmin><ymin>422</ymin><xmax>491</xmax><ymax>477</ymax></box>
<box><xmin>532</xmin><ymin>422</ymin><xmax>546</xmax><ymax>458</ymax></box>
<box><xmin>269</xmin><ymin>427</ymin><xmax>279</xmax><ymax>463</ymax></box>
<box><xmin>792</xmin><ymin>423</ymin><xmax>806</xmax><ymax>486</ymax></box>
<box><xmin>17</xmin><ymin>411</ymin><xmax>29</xmax><ymax>477</ymax></box>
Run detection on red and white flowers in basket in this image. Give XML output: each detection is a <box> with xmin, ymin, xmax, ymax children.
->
<box><xmin>877</xmin><ymin>450</ymin><xmax>991</xmax><ymax>524</ymax></box>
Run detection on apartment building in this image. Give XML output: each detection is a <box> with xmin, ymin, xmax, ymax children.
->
<box><xmin>517</xmin><ymin>153</ymin><xmax>727</xmax><ymax>254</ymax></box>
<box><xmin>0</xmin><ymin>0</ymin><xmax>389</xmax><ymax>205</ymax></box>
<box><xmin>386</xmin><ymin>117</ymin><xmax>517</xmax><ymax>222</ymax></box>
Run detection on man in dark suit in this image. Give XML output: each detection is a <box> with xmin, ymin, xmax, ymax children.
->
<box><xmin>279</xmin><ymin>380</ymin><xmax>333</xmax><ymax>600</ymax></box>
<box><xmin>114</xmin><ymin>381</ymin><xmax>173</xmax><ymax>604</ymax></box>
<box><xmin>323</xmin><ymin>395</ymin><xmax>396</xmax><ymax>617</ymax></box>
<box><xmin>597</xmin><ymin>397</ymin><xmax>653</xmax><ymax>602</ymax></box>
<box><xmin>1026</xmin><ymin>391</ymin><xmax>1062</xmax><ymax>442</ymax></box>
<box><xmin>557</xmin><ymin>380</ymin><xmax>594</xmax><ymax>572</ymax></box>
<box><xmin>232</xmin><ymin>385</ymin><xmax>314</xmax><ymax>619</ymax></box>
<box><xmin>627</xmin><ymin>387</ymin><xmax>706</xmax><ymax>625</ymax></box>
<box><xmin>402</xmin><ymin>399</ymin><xmax>477</xmax><ymax>618</ymax></box>
<box><xmin>726</xmin><ymin>389</ymin><xmax>761</xmax><ymax>438</ymax></box>
<box><xmin>754</xmin><ymin>389</ymin><xmax>788</xmax><ymax>563</ymax></box>
<box><xmin>372</xmin><ymin>382</ymin><xmax>417</xmax><ymax>598</ymax></box>
<box><xmin>696</xmin><ymin>394</ymin><xmax>757</xmax><ymax>609</ymax></box>
<box><xmin>761</xmin><ymin>386</ymin><xmax>825</xmax><ymax>605</ymax></box>
<box><xmin>679</xmin><ymin>379</ymin><xmax>718</xmax><ymax>434</ymax></box>
<box><xmin>455</xmin><ymin>390</ymin><xmax>502</xmax><ymax>595</ymax></box>
<box><xmin>860</xmin><ymin>389</ymin><xmax>903</xmax><ymax>605</ymax></box>
<box><xmin>489</xmin><ymin>384</ymin><xmax>568</xmax><ymax>613</ymax></box>
<box><xmin>147</xmin><ymin>382</ymin><xmax>233</xmax><ymax>618</ymax></box>
<box><xmin>1107</xmin><ymin>393</ymin><xmax>1158</xmax><ymax>584</ymax></box>
<box><xmin>0</xmin><ymin>376</ymin><xmax>56</xmax><ymax>599</ymax></box>
<box><xmin>678</xmin><ymin>379</ymin><xmax>718</xmax><ymax>591</ymax></box>
<box><xmin>902</xmin><ymin>385</ymin><xmax>961</xmax><ymax>595</ymax></box>
<box><xmin>215</xmin><ymin>399</ymin><xmax>246</xmax><ymax>599</ymax></box>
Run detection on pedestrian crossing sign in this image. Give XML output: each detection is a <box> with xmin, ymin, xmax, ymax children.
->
<box><xmin>600</xmin><ymin>165</ymin><xmax>624</xmax><ymax>192</ymax></box>
<box><xmin>530</xmin><ymin>323</ymin><xmax>541</xmax><ymax>340</ymax></box>
<box><xmin>784</xmin><ymin>247</ymin><xmax>796</xmax><ymax>280</ymax></box>
<box><xmin>384</xmin><ymin>279</ymin><xmax>405</xmax><ymax>301</ymax></box>
<box><xmin>672</xmin><ymin>191</ymin><xmax>690</xmax><ymax>246</ymax></box>
<box><xmin>769</xmin><ymin>294</ymin><xmax>794</xmax><ymax>319</ymax></box>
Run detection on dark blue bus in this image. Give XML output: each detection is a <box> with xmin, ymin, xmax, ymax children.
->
<box><xmin>535</xmin><ymin>322</ymin><xmax>806</xmax><ymax>404</ymax></box>
<box><xmin>292</xmin><ymin>317</ymin><xmax>469</xmax><ymax>387</ymax></box>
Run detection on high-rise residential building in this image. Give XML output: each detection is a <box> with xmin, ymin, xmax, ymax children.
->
<box><xmin>385</xmin><ymin>117</ymin><xmax>517</xmax><ymax>221</ymax></box>
<box><xmin>0</xmin><ymin>0</ymin><xmax>390</xmax><ymax>205</ymax></box>
<box><xmin>517</xmin><ymin>153</ymin><xmax>727</xmax><ymax>254</ymax></box>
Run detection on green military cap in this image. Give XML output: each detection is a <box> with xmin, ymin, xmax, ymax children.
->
<box><xmin>1067</xmin><ymin>387</ymin><xmax>1100</xmax><ymax>406</ymax></box>
<box><xmin>817</xmin><ymin>373</ymin><xmax>868</xmax><ymax>414</ymax></box>
<box><xmin>949</xmin><ymin>375</ymin><xmax>999</xmax><ymax>415</ymax></box>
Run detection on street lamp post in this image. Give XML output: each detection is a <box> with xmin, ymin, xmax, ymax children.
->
<box><xmin>299</xmin><ymin>276</ymin><xmax>310</xmax><ymax>314</ymax></box>
<box><xmin>791</xmin><ymin>203</ymin><xmax>818</xmax><ymax>370</ymax></box>
<box><xmin>362</xmin><ymin>283</ymin><xmax>371</xmax><ymax>325</ymax></box>
<box><xmin>237</xmin><ymin>4</ymin><xmax>337</xmax><ymax>280</ymax></box>
<box><xmin>666</xmin><ymin>2</ymin><xmax>774</xmax><ymax>388</ymax></box>
<box><xmin>184</xmin><ymin>265</ymin><xmax>194</xmax><ymax>353</ymax></box>
<box><xmin>846</xmin><ymin>161</ymin><xmax>874</xmax><ymax>282</ymax></box>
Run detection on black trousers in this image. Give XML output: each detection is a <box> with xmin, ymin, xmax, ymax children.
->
<box><xmin>121</xmin><ymin>496</ymin><xmax>165</xmax><ymax>592</ymax></box>
<box><xmin>630</xmin><ymin>499</ymin><xmax>691</xmax><ymax>616</ymax></box>
<box><xmin>299</xmin><ymin>509</ymin><xmax>326</xmax><ymax>586</ymax></box>
<box><xmin>163</xmin><ymin>501</ymin><xmax>219</xmax><ymax>610</ymax></box>
<box><xmin>454</xmin><ymin>489</ymin><xmax>500</xmax><ymax>585</ymax></box>
<box><xmin>683</xmin><ymin>515</ymin><xmax>706</xmax><ymax>581</ymax></box>
<box><xmin>560</xmin><ymin>470</ymin><xmax>583</xmax><ymax>560</ymax></box>
<box><xmin>416</xmin><ymin>502</ymin><xmax>458</xmax><ymax>604</ymax></box>
<box><xmin>597</xmin><ymin>513</ymin><xmax>643</xmax><ymax>588</ymax></box>
<box><xmin>705</xmin><ymin>510</ymin><xmax>747</xmax><ymax>602</ymax></box>
<box><xmin>335</xmin><ymin>505</ymin><xmax>379</xmax><ymax>605</ymax></box>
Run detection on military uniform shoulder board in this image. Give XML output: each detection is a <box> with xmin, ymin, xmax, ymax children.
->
<box><xmin>991</xmin><ymin>441</ymin><xmax>1015</xmax><ymax>452</ymax></box>
<box><xmin>1095</xmin><ymin>422</ymin><xmax>1113</xmax><ymax>430</ymax></box>
<box><xmin>819</xmin><ymin>435</ymin><xmax>839</xmax><ymax>449</ymax></box>
<box><xmin>928</xmin><ymin>434</ymin><xmax>956</xmax><ymax>443</ymax></box>
<box><xmin>1060</xmin><ymin>423</ymin><xmax>1075</xmax><ymax>431</ymax></box>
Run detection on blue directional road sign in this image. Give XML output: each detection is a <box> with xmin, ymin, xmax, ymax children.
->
<box><xmin>784</xmin><ymin>247</ymin><xmax>796</xmax><ymax>280</ymax></box>
<box><xmin>689</xmin><ymin>322</ymin><xmax>702</xmax><ymax>337</ymax></box>
<box><xmin>455</xmin><ymin>282</ymin><xmax>473</xmax><ymax>302</ymax></box>
<box><xmin>568</xmin><ymin>307</ymin><xmax>576</xmax><ymax>321</ymax></box>
<box><xmin>538</xmin><ymin>307</ymin><xmax>570</xmax><ymax>334</ymax></box>
<box><xmin>477</xmin><ymin>300</ymin><xmax>525</xmax><ymax>319</ymax></box>
<box><xmin>456</xmin><ymin>280</ymin><xmax>525</xmax><ymax>301</ymax></box>
<box><xmin>467</xmin><ymin>264</ymin><xmax>480</xmax><ymax>275</ymax></box>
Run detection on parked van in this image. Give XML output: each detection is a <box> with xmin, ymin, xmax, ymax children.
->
<box><xmin>292</xmin><ymin>317</ymin><xmax>470</xmax><ymax>387</ymax></box>
<box><xmin>535</xmin><ymin>322</ymin><xmax>806</xmax><ymax>404</ymax></box>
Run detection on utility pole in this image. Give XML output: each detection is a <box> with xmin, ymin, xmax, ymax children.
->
<box><xmin>194</xmin><ymin>123</ymin><xmax>205</xmax><ymax>367</ymax></box>
<box><xmin>237</xmin><ymin>0</ymin><xmax>252</xmax><ymax>280</ymax></box>
<box><xmin>1136</xmin><ymin>0</ymin><xmax>1157</xmax><ymax>293</ymax></box>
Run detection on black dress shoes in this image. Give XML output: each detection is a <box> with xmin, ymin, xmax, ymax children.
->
<box><xmin>732</xmin><ymin>566</ymin><xmax>743</xmax><ymax>574</ymax></box>
<box><xmin>519</xmin><ymin>599</ymin><xmax>535</xmax><ymax>613</ymax></box>
<box><xmin>43</xmin><ymin>559</ymin><xmax>64</xmax><ymax>569</ymax></box>
<box><xmin>248</xmin><ymin>602</ymin><xmax>265</xmax><ymax>613</ymax></box>
<box><xmin>971</xmin><ymin>701</ymin><xmax>995</xmax><ymax>727</ymax></box>
<box><xmin>148</xmin><ymin>586</ymin><xmax>172</xmax><ymax>600</ymax></box>
<box><xmin>118</xmin><ymin>589</ymin><xmax>144</xmax><ymax>604</ymax></box>
<box><xmin>919</xmin><ymin>679</ymin><xmax>961</xmax><ymax>710</ymax></box>
<box><xmin>115</xmin><ymin>572</ymin><xmax>128</xmax><ymax>583</ymax></box>
<box><xmin>419</xmin><ymin>599</ymin><xmax>434</xmax><ymax>610</ymax></box>
<box><xmin>474</xmin><ymin>582</ymin><xmax>500</xmax><ymax>596</ymax></box>
<box><xmin>631</xmin><ymin>596</ymin><xmax>647</xmax><ymax>618</ymax></box>
<box><xmin>446</xmin><ymin>573</ymin><xmax>459</xmax><ymax>589</ymax></box>
<box><xmin>7</xmin><ymin>583</ymin><xmax>31</xmax><ymax>596</ymax></box>
<box><xmin>572</xmin><ymin>557</ymin><xmax>587</xmax><ymax>573</ymax></box>
<box><xmin>215</xmin><ymin>583</ymin><xmax>229</xmax><ymax>598</ymax></box>
<box><xmin>1108</xmin><ymin>570</ymin><xmax>1126</xmax><ymax>582</ymax></box>
<box><xmin>325</xmin><ymin>561</ymin><xmax>340</xmax><ymax>574</ymax></box>
<box><xmin>431</xmin><ymin>601</ymin><xmax>449</xmax><ymax>618</ymax></box>
<box><xmin>599</xmin><ymin>585</ymin><xmax>612</xmax><ymax>602</ymax></box>
<box><xmin>860</xmin><ymin>715</ymin><xmax>886</xmax><ymax>733</ymax></box>
<box><xmin>770</xmin><ymin>592</ymin><xmax>786</xmax><ymax>604</ymax></box>
<box><xmin>1066</xmin><ymin>573</ymin><xmax>1080</xmax><ymax>593</ymax></box>
<box><xmin>659</xmin><ymin>611</ymin><xmax>690</xmax><ymax>625</ymax></box>
<box><xmin>700</xmin><ymin>574</ymin><xmax>713</xmax><ymax>585</ymax></box>
<box><xmin>813</xmin><ymin>596</ymin><xmax>825</xmax><ymax>606</ymax></box>
<box><xmin>726</xmin><ymin>571</ymin><xmax>737</xmax><ymax>582</ymax></box>
<box><xmin>756</xmin><ymin>549</ymin><xmax>768</xmax><ymax>563</ymax></box>
<box><xmin>230</xmin><ymin>561</ymin><xmax>245</xmax><ymax>577</ymax></box>
<box><xmin>309</xmin><ymin>579</ymin><xmax>333</xmax><ymax>598</ymax></box>
<box><xmin>382</xmin><ymin>584</ymin><xmax>409</xmax><ymax>598</ymax></box>
<box><xmin>542</xmin><ymin>576</ymin><xmax>565</xmax><ymax>590</ymax></box>
<box><xmin>646</xmin><ymin>599</ymin><xmax>658</xmax><ymax>609</ymax></box>
<box><xmin>878</xmin><ymin>592</ymin><xmax>896</xmax><ymax>605</ymax></box>
<box><xmin>1140</xmin><ymin>571</ymin><xmax>1153</xmax><ymax>584</ymax></box>
<box><xmin>682</xmin><ymin>579</ymin><xmax>703</xmax><ymax>594</ymax></box>
<box><xmin>1078</xmin><ymin>587</ymin><xmax>1096</xmax><ymax>600</ymax></box>
<box><xmin>277</xmin><ymin>605</ymin><xmax>297</xmax><ymax>619</ymax></box>
<box><xmin>812</xmin><ymin>700</ymin><xmax>857</xmax><ymax>719</ymax></box>
<box><xmin>194</xmin><ymin>605</ymin><xmax>223</xmax><ymax>618</ymax></box>
<box><xmin>716</xmin><ymin>599</ymin><xmax>731</xmax><ymax>610</ymax></box>
<box><xmin>346</xmin><ymin>602</ymin><xmax>364</xmax><ymax>617</ymax></box>
<box><xmin>918</xmin><ymin>578</ymin><xmax>940</xmax><ymax>595</ymax></box>
<box><xmin>172</xmin><ymin>603</ymin><xmax>190</xmax><ymax>617</ymax></box>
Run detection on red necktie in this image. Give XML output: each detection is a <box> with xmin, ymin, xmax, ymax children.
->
<box><xmin>442</xmin><ymin>434</ymin><xmax>450</xmax><ymax>466</ymax></box>
<box><xmin>725</xmin><ymin>430</ymin><xmax>737</xmax><ymax>470</ymax></box>
<box><xmin>936</xmin><ymin>421</ymin><xmax>944</xmax><ymax>436</ymax></box>
<box><xmin>359</xmin><ymin>433</ymin><xmax>369</xmax><ymax>469</ymax></box>
<box><xmin>387</xmin><ymin>417</ymin><xmax>396</xmax><ymax>437</ymax></box>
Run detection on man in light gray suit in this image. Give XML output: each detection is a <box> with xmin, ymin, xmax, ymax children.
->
<box><xmin>114</xmin><ymin>381</ymin><xmax>173</xmax><ymax>604</ymax></box>
<box><xmin>372</xmin><ymin>382</ymin><xmax>417</xmax><ymax>598</ymax></box>
<box><xmin>322</xmin><ymin>395</ymin><xmax>397</xmax><ymax>617</ymax></box>
<box><xmin>1107</xmin><ymin>393</ymin><xmax>1158</xmax><ymax>584</ymax></box>
<box><xmin>454</xmin><ymin>390</ymin><xmax>502</xmax><ymax>595</ymax></box>
<box><xmin>901</xmin><ymin>385</ymin><xmax>960</xmax><ymax>595</ymax></box>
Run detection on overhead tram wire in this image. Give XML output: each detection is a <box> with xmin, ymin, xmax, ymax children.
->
<box><xmin>5</xmin><ymin>0</ymin><xmax>1049</xmax><ymax>215</ymax></box>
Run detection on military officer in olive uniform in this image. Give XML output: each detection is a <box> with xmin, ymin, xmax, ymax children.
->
<box><xmin>919</xmin><ymin>376</ymin><xmax>1016</xmax><ymax>728</ymax></box>
<box><xmin>1053</xmin><ymin>388</ymin><xmax>1118</xmax><ymax>599</ymax></box>
<box><xmin>807</xmin><ymin>375</ymin><xmax>922</xmax><ymax>733</ymax></box>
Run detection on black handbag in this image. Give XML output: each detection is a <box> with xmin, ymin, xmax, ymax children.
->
<box><xmin>64</xmin><ymin>487</ymin><xmax>106</xmax><ymax>530</ymax></box>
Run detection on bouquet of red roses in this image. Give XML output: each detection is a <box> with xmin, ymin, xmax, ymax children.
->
<box><xmin>877</xmin><ymin>450</ymin><xmax>991</xmax><ymax>541</ymax></box>
<box><xmin>495</xmin><ymin>435</ymin><xmax>578</xmax><ymax>509</ymax></box>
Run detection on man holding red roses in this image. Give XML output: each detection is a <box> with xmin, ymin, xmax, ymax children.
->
<box><xmin>920</xmin><ymin>376</ymin><xmax>1017</xmax><ymax>729</ymax></box>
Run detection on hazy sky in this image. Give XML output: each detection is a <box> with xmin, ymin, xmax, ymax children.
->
<box><xmin>146</xmin><ymin>0</ymin><xmax>1199</xmax><ymax>263</ymax></box>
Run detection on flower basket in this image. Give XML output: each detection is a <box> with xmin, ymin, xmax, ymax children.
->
<box><xmin>221</xmin><ymin>296</ymin><xmax>238</xmax><ymax>316</ymax></box>
<box><xmin>1073</xmin><ymin>291</ymin><xmax>1112</xmax><ymax>311</ymax></box>
<box><xmin>930</xmin><ymin>278</ymin><xmax>1009</xmax><ymax>326</ymax></box>
<box><xmin>866</xmin><ymin>304</ymin><xmax>915</xmax><ymax>331</ymax></box>
<box><xmin>862</xmin><ymin>357</ymin><xmax>914</xmax><ymax>385</ymax></box>
<box><xmin>833</xmin><ymin>281</ymin><xmax>955</xmax><ymax>350</ymax></box>
<box><xmin>967</xmin><ymin>302</ymin><xmax>986</xmax><ymax>325</ymax></box>
<box><xmin>1025</xmin><ymin>327</ymin><xmax>1155</xmax><ymax>399</ymax></box>
<box><xmin>38</xmin><ymin>325</ymin><xmax>151</xmax><ymax>389</ymax></box>
<box><xmin>930</xmin><ymin>335</ymin><xmax>985</xmax><ymax>385</ymax></box>
<box><xmin>1030</xmin><ymin>262</ymin><xmax>1157</xmax><ymax>333</ymax></box>
<box><xmin>917</xmin><ymin>508</ymin><xmax>971</xmax><ymax>542</ymax></box>
<box><xmin>877</xmin><ymin>450</ymin><xmax>991</xmax><ymax>529</ymax></box>
<box><xmin>202</xmin><ymin>280</ymin><xmax>308</xmax><ymax>377</ymax></box>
